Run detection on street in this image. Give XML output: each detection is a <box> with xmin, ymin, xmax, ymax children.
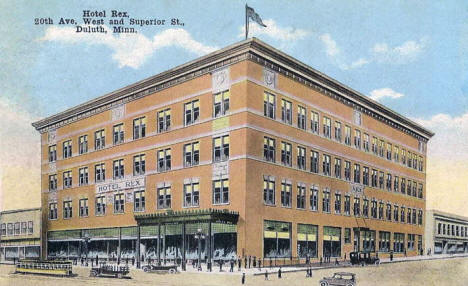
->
<box><xmin>0</xmin><ymin>256</ymin><xmax>467</xmax><ymax>286</ymax></box>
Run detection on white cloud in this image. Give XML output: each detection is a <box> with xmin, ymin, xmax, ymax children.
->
<box><xmin>39</xmin><ymin>26</ymin><xmax>218</xmax><ymax>69</ymax></box>
<box><xmin>319</xmin><ymin>33</ymin><xmax>339</xmax><ymax>57</ymax></box>
<box><xmin>239</xmin><ymin>19</ymin><xmax>309</xmax><ymax>43</ymax></box>
<box><xmin>319</xmin><ymin>33</ymin><xmax>370</xmax><ymax>71</ymax></box>
<box><xmin>368</xmin><ymin>87</ymin><xmax>405</xmax><ymax>101</ymax></box>
<box><xmin>372</xmin><ymin>37</ymin><xmax>427</xmax><ymax>64</ymax></box>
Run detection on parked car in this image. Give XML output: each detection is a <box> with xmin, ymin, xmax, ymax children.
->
<box><xmin>319</xmin><ymin>272</ymin><xmax>356</xmax><ymax>286</ymax></box>
<box><xmin>89</xmin><ymin>264</ymin><xmax>130</xmax><ymax>279</ymax></box>
<box><xmin>142</xmin><ymin>264</ymin><xmax>178</xmax><ymax>274</ymax></box>
<box><xmin>349</xmin><ymin>251</ymin><xmax>380</xmax><ymax>265</ymax></box>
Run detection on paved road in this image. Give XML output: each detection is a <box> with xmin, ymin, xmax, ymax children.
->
<box><xmin>1</xmin><ymin>256</ymin><xmax>467</xmax><ymax>285</ymax></box>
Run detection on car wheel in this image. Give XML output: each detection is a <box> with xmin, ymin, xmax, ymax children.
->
<box><xmin>143</xmin><ymin>266</ymin><xmax>149</xmax><ymax>272</ymax></box>
<box><xmin>168</xmin><ymin>268</ymin><xmax>176</xmax><ymax>274</ymax></box>
<box><xmin>117</xmin><ymin>273</ymin><xmax>123</xmax><ymax>279</ymax></box>
<box><xmin>375</xmin><ymin>259</ymin><xmax>380</xmax><ymax>265</ymax></box>
<box><xmin>320</xmin><ymin>282</ymin><xmax>329</xmax><ymax>286</ymax></box>
<box><xmin>346</xmin><ymin>283</ymin><xmax>355</xmax><ymax>286</ymax></box>
<box><xmin>90</xmin><ymin>270</ymin><xmax>98</xmax><ymax>277</ymax></box>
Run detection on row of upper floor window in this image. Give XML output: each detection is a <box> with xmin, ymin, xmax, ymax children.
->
<box><xmin>437</xmin><ymin>222</ymin><xmax>468</xmax><ymax>238</ymax></box>
<box><xmin>48</xmin><ymin>178</ymin><xmax>229</xmax><ymax>220</ymax></box>
<box><xmin>47</xmin><ymin>91</ymin><xmax>230</xmax><ymax>162</ymax></box>
<box><xmin>0</xmin><ymin>221</ymin><xmax>34</xmax><ymax>237</ymax></box>
<box><xmin>47</xmin><ymin>135</ymin><xmax>229</xmax><ymax>190</ymax></box>
<box><xmin>263</xmin><ymin>92</ymin><xmax>425</xmax><ymax>172</ymax></box>
<box><xmin>263</xmin><ymin>136</ymin><xmax>424</xmax><ymax>199</ymax></box>
<box><xmin>262</xmin><ymin>176</ymin><xmax>423</xmax><ymax>225</ymax></box>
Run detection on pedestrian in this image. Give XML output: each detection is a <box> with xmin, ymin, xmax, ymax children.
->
<box><xmin>404</xmin><ymin>249</ymin><xmax>407</xmax><ymax>257</ymax></box>
<box><xmin>219</xmin><ymin>259</ymin><xmax>223</xmax><ymax>272</ymax></box>
<box><xmin>310</xmin><ymin>267</ymin><xmax>313</xmax><ymax>277</ymax></box>
<box><xmin>241</xmin><ymin>273</ymin><xmax>246</xmax><ymax>284</ymax></box>
<box><xmin>253</xmin><ymin>256</ymin><xmax>257</xmax><ymax>267</ymax></box>
<box><xmin>244</xmin><ymin>256</ymin><xmax>248</xmax><ymax>269</ymax></box>
<box><xmin>230</xmin><ymin>258</ymin><xmax>234</xmax><ymax>272</ymax></box>
<box><xmin>344</xmin><ymin>253</ymin><xmax>346</xmax><ymax>261</ymax></box>
<box><xmin>390</xmin><ymin>251</ymin><xmax>393</xmax><ymax>261</ymax></box>
<box><xmin>238</xmin><ymin>256</ymin><xmax>242</xmax><ymax>271</ymax></box>
<box><xmin>335</xmin><ymin>258</ymin><xmax>339</xmax><ymax>265</ymax></box>
<box><xmin>258</xmin><ymin>258</ymin><xmax>262</xmax><ymax>270</ymax></box>
<box><xmin>265</xmin><ymin>270</ymin><xmax>269</xmax><ymax>280</ymax></box>
<box><xmin>248</xmin><ymin>255</ymin><xmax>251</xmax><ymax>268</ymax></box>
<box><xmin>278</xmin><ymin>267</ymin><xmax>282</xmax><ymax>278</ymax></box>
<box><xmin>319</xmin><ymin>256</ymin><xmax>322</xmax><ymax>265</ymax></box>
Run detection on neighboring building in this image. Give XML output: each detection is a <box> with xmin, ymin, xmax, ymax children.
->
<box><xmin>0</xmin><ymin>208</ymin><xmax>41</xmax><ymax>261</ymax></box>
<box><xmin>425</xmin><ymin>209</ymin><xmax>468</xmax><ymax>255</ymax></box>
<box><xmin>32</xmin><ymin>38</ymin><xmax>433</xmax><ymax>265</ymax></box>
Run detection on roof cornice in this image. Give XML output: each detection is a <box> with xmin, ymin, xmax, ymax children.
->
<box><xmin>32</xmin><ymin>38</ymin><xmax>433</xmax><ymax>140</ymax></box>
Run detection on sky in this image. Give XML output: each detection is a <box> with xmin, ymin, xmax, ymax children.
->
<box><xmin>0</xmin><ymin>0</ymin><xmax>467</xmax><ymax>216</ymax></box>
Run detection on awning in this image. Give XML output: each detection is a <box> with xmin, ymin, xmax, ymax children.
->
<box><xmin>134</xmin><ymin>208</ymin><xmax>239</xmax><ymax>226</ymax></box>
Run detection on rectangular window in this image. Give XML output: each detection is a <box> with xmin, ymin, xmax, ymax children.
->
<box><xmin>401</xmin><ymin>207</ymin><xmax>406</xmax><ymax>223</ymax></box>
<box><xmin>334</xmin><ymin>158</ymin><xmax>342</xmax><ymax>179</ymax></box>
<box><xmin>387</xmin><ymin>143</ymin><xmax>392</xmax><ymax>160</ymax></box>
<box><xmin>371</xmin><ymin>169</ymin><xmax>378</xmax><ymax>187</ymax></box>
<box><xmin>157</xmin><ymin>108</ymin><xmax>171</xmax><ymax>133</ymax></box>
<box><xmin>213</xmin><ymin>135</ymin><xmax>229</xmax><ymax>162</ymax></box>
<box><xmin>322</xmin><ymin>154</ymin><xmax>331</xmax><ymax>176</ymax></box>
<box><xmin>133</xmin><ymin>154</ymin><xmax>146</xmax><ymax>176</ymax></box>
<box><xmin>113</xmin><ymin>124</ymin><xmax>124</xmax><ymax>145</ymax></box>
<box><xmin>281</xmin><ymin>142</ymin><xmax>292</xmax><ymax>166</ymax></box>
<box><xmin>63</xmin><ymin>171</ymin><xmax>72</xmax><ymax>189</ymax></box>
<box><xmin>363</xmin><ymin>133</ymin><xmax>370</xmax><ymax>152</ymax></box>
<box><xmin>345</xmin><ymin>228</ymin><xmax>351</xmax><ymax>244</ymax></box>
<box><xmin>157</xmin><ymin>185</ymin><xmax>171</xmax><ymax>209</ymax></box>
<box><xmin>281</xmin><ymin>181</ymin><xmax>292</xmax><ymax>207</ymax></box>
<box><xmin>63</xmin><ymin>140</ymin><xmax>72</xmax><ymax>158</ymax></box>
<box><xmin>407</xmin><ymin>180</ymin><xmax>412</xmax><ymax>195</ymax></box>
<box><xmin>263</xmin><ymin>176</ymin><xmax>275</xmax><ymax>205</ymax></box>
<box><xmin>1</xmin><ymin>223</ymin><xmax>6</xmax><ymax>236</ymax></box>
<box><xmin>79</xmin><ymin>167</ymin><xmax>89</xmax><ymax>186</ymax></box>
<box><xmin>394</xmin><ymin>146</ymin><xmax>400</xmax><ymax>162</ymax></box>
<box><xmin>371</xmin><ymin>200</ymin><xmax>377</xmax><ymax>218</ymax></box>
<box><xmin>263</xmin><ymin>220</ymin><xmax>291</xmax><ymax>258</ymax></box>
<box><xmin>296</xmin><ymin>184</ymin><xmax>306</xmax><ymax>209</ymax></box>
<box><xmin>334</xmin><ymin>121</ymin><xmax>342</xmax><ymax>142</ymax></box>
<box><xmin>14</xmin><ymin>223</ymin><xmax>20</xmax><ymax>235</ymax></box>
<box><xmin>354</xmin><ymin>130</ymin><xmax>361</xmax><ymax>149</ymax></box>
<box><xmin>95</xmin><ymin>196</ymin><xmax>106</xmax><ymax>215</ymax></box>
<box><xmin>353</xmin><ymin>164</ymin><xmax>360</xmax><ymax>183</ymax></box>
<box><xmin>334</xmin><ymin>193</ymin><xmax>341</xmax><ymax>214</ymax></box>
<box><xmin>310</xmin><ymin>151</ymin><xmax>319</xmax><ymax>173</ymax></box>
<box><xmin>353</xmin><ymin>197</ymin><xmax>361</xmax><ymax>216</ymax></box>
<box><xmin>114</xmin><ymin>193</ymin><xmax>125</xmax><ymax>213</ymax></box>
<box><xmin>372</xmin><ymin>137</ymin><xmax>378</xmax><ymax>155</ymax></box>
<box><xmin>386</xmin><ymin>173</ymin><xmax>392</xmax><ymax>191</ymax></box>
<box><xmin>7</xmin><ymin>223</ymin><xmax>13</xmax><ymax>236</ymax></box>
<box><xmin>310</xmin><ymin>186</ymin><xmax>318</xmax><ymax>211</ymax></box>
<box><xmin>133</xmin><ymin>117</ymin><xmax>147</xmax><ymax>139</ymax></box>
<box><xmin>263</xmin><ymin>137</ymin><xmax>276</xmax><ymax>162</ymax></box>
<box><xmin>183</xmin><ymin>181</ymin><xmax>200</xmax><ymax>207</ymax></box>
<box><xmin>21</xmin><ymin>222</ymin><xmax>27</xmax><ymax>234</ymax></box>
<box><xmin>378</xmin><ymin>202</ymin><xmax>384</xmax><ymax>219</ymax></box>
<box><xmin>49</xmin><ymin>203</ymin><xmax>58</xmax><ymax>220</ymax></box>
<box><xmin>407</xmin><ymin>151</ymin><xmax>412</xmax><ymax>168</ymax></box>
<box><xmin>344</xmin><ymin>126</ymin><xmax>351</xmax><ymax>145</ymax></box>
<box><xmin>386</xmin><ymin>203</ymin><xmax>392</xmax><ymax>221</ymax></box>
<box><xmin>323</xmin><ymin>117</ymin><xmax>331</xmax><ymax>138</ymax></box>
<box><xmin>379</xmin><ymin>140</ymin><xmax>385</xmax><ymax>157</ymax></box>
<box><xmin>323</xmin><ymin>226</ymin><xmax>341</xmax><ymax>257</ymax></box>
<box><xmin>401</xmin><ymin>178</ymin><xmax>406</xmax><ymax>194</ymax></box>
<box><xmin>281</xmin><ymin>99</ymin><xmax>292</xmax><ymax>124</ymax></box>
<box><xmin>379</xmin><ymin>171</ymin><xmax>384</xmax><ymax>189</ymax></box>
<box><xmin>79</xmin><ymin>198</ymin><xmax>88</xmax><ymax>217</ymax></box>
<box><xmin>344</xmin><ymin>195</ymin><xmax>350</xmax><ymax>215</ymax></box>
<box><xmin>394</xmin><ymin>205</ymin><xmax>399</xmax><ymax>221</ymax></box>
<box><xmin>157</xmin><ymin>148</ymin><xmax>171</xmax><ymax>172</ymax></box>
<box><xmin>95</xmin><ymin>163</ymin><xmax>105</xmax><ymax>182</ymax></box>
<box><xmin>79</xmin><ymin>135</ymin><xmax>88</xmax><ymax>154</ymax></box>
<box><xmin>363</xmin><ymin>167</ymin><xmax>369</xmax><ymax>186</ymax></box>
<box><xmin>263</xmin><ymin>92</ymin><xmax>275</xmax><ymax>119</ymax></box>
<box><xmin>379</xmin><ymin>231</ymin><xmax>390</xmax><ymax>252</ymax></box>
<box><xmin>401</xmin><ymin>149</ymin><xmax>406</xmax><ymax>165</ymax></box>
<box><xmin>213</xmin><ymin>90</ymin><xmax>230</xmax><ymax>117</ymax></box>
<box><xmin>49</xmin><ymin>145</ymin><xmax>57</xmax><ymax>162</ymax></box>
<box><xmin>363</xmin><ymin>199</ymin><xmax>369</xmax><ymax>217</ymax></box>
<box><xmin>418</xmin><ymin>156</ymin><xmax>424</xmax><ymax>172</ymax></box>
<box><xmin>408</xmin><ymin>234</ymin><xmax>415</xmax><ymax>250</ymax></box>
<box><xmin>344</xmin><ymin>161</ymin><xmax>351</xmax><ymax>181</ymax></box>
<box><xmin>418</xmin><ymin>184</ymin><xmax>423</xmax><ymax>199</ymax></box>
<box><xmin>113</xmin><ymin>159</ymin><xmax>124</xmax><ymax>179</ymax></box>
<box><xmin>134</xmin><ymin>190</ymin><xmax>145</xmax><ymax>212</ymax></box>
<box><xmin>297</xmin><ymin>224</ymin><xmax>318</xmax><ymax>258</ymax></box>
<box><xmin>94</xmin><ymin>129</ymin><xmax>105</xmax><ymax>150</ymax></box>
<box><xmin>310</xmin><ymin>111</ymin><xmax>319</xmax><ymax>134</ymax></box>
<box><xmin>49</xmin><ymin>174</ymin><xmax>57</xmax><ymax>191</ymax></box>
<box><xmin>322</xmin><ymin>188</ymin><xmax>330</xmax><ymax>213</ymax></box>
<box><xmin>394</xmin><ymin>176</ymin><xmax>399</xmax><ymax>192</ymax></box>
<box><xmin>63</xmin><ymin>200</ymin><xmax>73</xmax><ymax>219</ymax></box>
<box><xmin>28</xmin><ymin>221</ymin><xmax>33</xmax><ymax>234</ymax></box>
<box><xmin>394</xmin><ymin>233</ymin><xmax>405</xmax><ymax>253</ymax></box>
<box><xmin>297</xmin><ymin>146</ymin><xmax>306</xmax><ymax>170</ymax></box>
<box><xmin>184</xmin><ymin>142</ymin><xmax>200</xmax><ymax>167</ymax></box>
<box><xmin>297</xmin><ymin>106</ymin><xmax>306</xmax><ymax>129</ymax></box>
<box><xmin>213</xmin><ymin>179</ymin><xmax>229</xmax><ymax>205</ymax></box>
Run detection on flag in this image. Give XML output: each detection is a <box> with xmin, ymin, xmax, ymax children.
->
<box><xmin>246</xmin><ymin>5</ymin><xmax>266</xmax><ymax>27</ymax></box>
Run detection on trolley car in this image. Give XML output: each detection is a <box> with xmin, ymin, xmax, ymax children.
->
<box><xmin>15</xmin><ymin>260</ymin><xmax>73</xmax><ymax>277</ymax></box>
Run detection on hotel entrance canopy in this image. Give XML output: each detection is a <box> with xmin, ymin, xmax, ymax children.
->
<box><xmin>134</xmin><ymin>208</ymin><xmax>239</xmax><ymax>226</ymax></box>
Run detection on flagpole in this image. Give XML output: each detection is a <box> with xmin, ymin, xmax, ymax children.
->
<box><xmin>245</xmin><ymin>4</ymin><xmax>249</xmax><ymax>39</ymax></box>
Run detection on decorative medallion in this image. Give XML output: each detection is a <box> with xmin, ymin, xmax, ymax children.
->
<box><xmin>112</xmin><ymin>105</ymin><xmax>125</xmax><ymax>121</ymax></box>
<box><xmin>263</xmin><ymin>68</ymin><xmax>277</xmax><ymax>89</ymax></box>
<box><xmin>212</xmin><ymin>68</ymin><xmax>230</xmax><ymax>93</ymax></box>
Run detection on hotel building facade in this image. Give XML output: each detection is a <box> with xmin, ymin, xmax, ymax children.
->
<box><xmin>32</xmin><ymin>38</ymin><xmax>433</xmax><ymax>265</ymax></box>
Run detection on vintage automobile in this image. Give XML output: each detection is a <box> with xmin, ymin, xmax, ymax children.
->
<box><xmin>89</xmin><ymin>264</ymin><xmax>130</xmax><ymax>279</ymax></box>
<box><xmin>142</xmin><ymin>263</ymin><xmax>178</xmax><ymax>274</ymax></box>
<box><xmin>349</xmin><ymin>251</ymin><xmax>380</xmax><ymax>265</ymax></box>
<box><xmin>319</xmin><ymin>272</ymin><xmax>356</xmax><ymax>286</ymax></box>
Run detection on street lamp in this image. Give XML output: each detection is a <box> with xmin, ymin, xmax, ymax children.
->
<box><xmin>82</xmin><ymin>233</ymin><xmax>91</xmax><ymax>266</ymax></box>
<box><xmin>194</xmin><ymin>228</ymin><xmax>205</xmax><ymax>271</ymax></box>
